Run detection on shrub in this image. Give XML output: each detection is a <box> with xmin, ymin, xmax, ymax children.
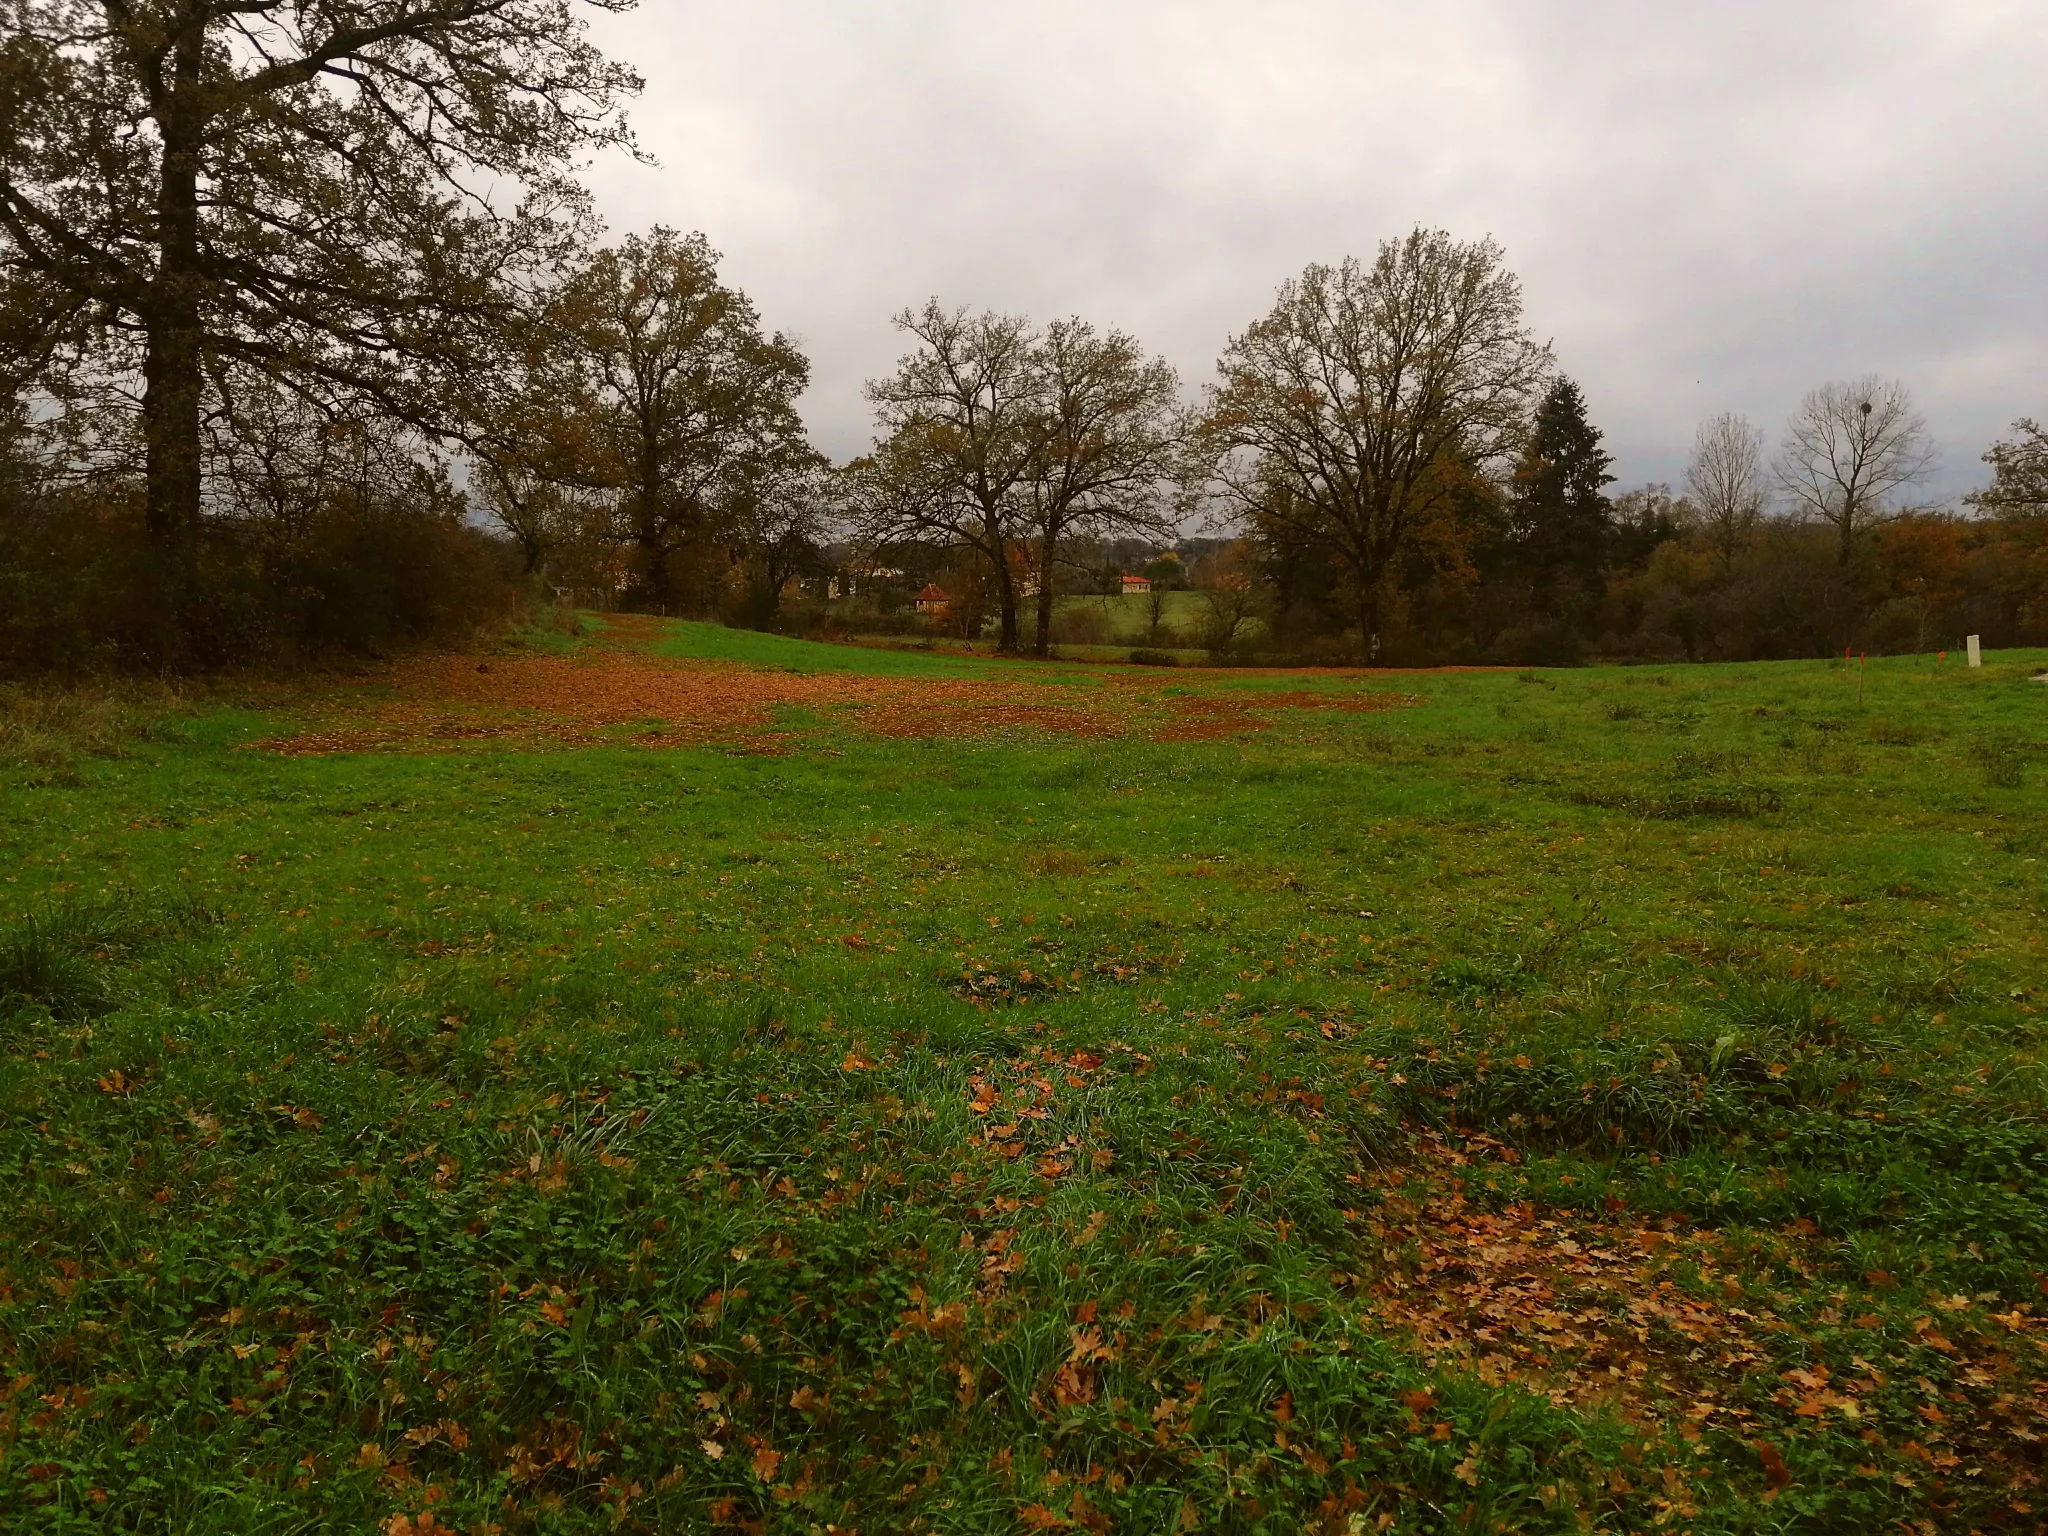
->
<box><xmin>1049</xmin><ymin>604</ymin><xmax>1109</xmax><ymax>646</ymax></box>
<box><xmin>0</xmin><ymin>681</ymin><xmax>189</xmax><ymax>783</ymax></box>
<box><xmin>0</xmin><ymin>482</ymin><xmax>527</xmax><ymax>674</ymax></box>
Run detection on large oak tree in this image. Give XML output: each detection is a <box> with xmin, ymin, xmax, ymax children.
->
<box><xmin>1201</xmin><ymin>228</ymin><xmax>1550</xmax><ymax>658</ymax></box>
<box><xmin>1019</xmin><ymin>319</ymin><xmax>1182</xmax><ymax>657</ymax></box>
<box><xmin>0</xmin><ymin>0</ymin><xmax>640</xmax><ymax>570</ymax></box>
<box><xmin>853</xmin><ymin>302</ymin><xmax>1043</xmax><ymax>652</ymax></box>
<box><xmin>541</xmin><ymin>227</ymin><xmax>811</xmax><ymax>610</ymax></box>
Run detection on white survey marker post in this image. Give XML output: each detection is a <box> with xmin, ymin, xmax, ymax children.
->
<box><xmin>1967</xmin><ymin>635</ymin><xmax>1982</xmax><ymax>668</ymax></box>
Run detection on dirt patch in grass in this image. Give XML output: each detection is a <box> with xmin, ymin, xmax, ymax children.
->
<box><xmin>1152</xmin><ymin>716</ymin><xmax>1262</xmax><ymax>742</ymax></box>
<box><xmin>1150</xmin><ymin>694</ymin><xmax>1263</xmax><ymax>742</ymax></box>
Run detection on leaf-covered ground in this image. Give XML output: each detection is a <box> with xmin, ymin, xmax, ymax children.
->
<box><xmin>1</xmin><ymin>621</ymin><xmax>2044</xmax><ymax>1535</ymax></box>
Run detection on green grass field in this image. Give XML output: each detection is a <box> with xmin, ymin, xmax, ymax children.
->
<box><xmin>2</xmin><ymin>626</ymin><xmax>2045</xmax><ymax>1534</ymax></box>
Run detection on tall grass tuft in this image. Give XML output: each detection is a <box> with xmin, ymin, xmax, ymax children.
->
<box><xmin>0</xmin><ymin>892</ymin><xmax>215</xmax><ymax>1021</ymax></box>
<box><xmin>1974</xmin><ymin>738</ymin><xmax>2026</xmax><ymax>789</ymax></box>
<box><xmin>0</xmin><ymin>908</ymin><xmax>106</xmax><ymax>1018</ymax></box>
<box><xmin>0</xmin><ymin>680</ymin><xmax>189</xmax><ymax>779</ymax></box>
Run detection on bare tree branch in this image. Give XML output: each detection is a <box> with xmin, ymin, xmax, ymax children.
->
<box><xmin>1685</xmin><ymin>411</ymin><xmax>1768</xmax><ymax>573</ymax></box>
<box><xmin>1198</xmin><ymin>227</ymin><xmax>1551</xmax><ymax>658</ymax></box>
<box><xmin>1776</xmin><ymin>376</ymin><xmax>1934</xmax><ymax>565</ymax></box>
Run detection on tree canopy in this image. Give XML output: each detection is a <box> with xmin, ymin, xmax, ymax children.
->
<box><xmin>1200</xmin><ymin>227</ymin><xmax>1553</xmax><ymax>658</ymax></box>
<box><xmin>0</xmin><ymin>0</ymin><xmax>640</xmax><ymax>584</ymax></box>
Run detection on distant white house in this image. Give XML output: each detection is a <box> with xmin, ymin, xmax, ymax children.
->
<box><xmin>1120</xmin><ymin>573</ymin><xmax>1152</xmax><ymax>595</ymax></box>
<box><xmin>914</xmin><ymin>583</ymin><xmax>951</xmax><ymax>616</ymax></box>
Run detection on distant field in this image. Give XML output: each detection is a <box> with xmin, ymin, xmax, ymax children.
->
<box><xmin>2</xmin><ymin>622</ymin><xmax>2044</xmax><ymax>1534</ymax></box>
<box><xmin>1053</xmin><ymin>589</ymin><xmax>1216</xmax><ymax>644</ymax></box>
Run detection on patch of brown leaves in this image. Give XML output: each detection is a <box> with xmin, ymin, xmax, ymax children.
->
<box><xmin>1356</xmin><ymin>1132</ymin><xmax>2048</xmax><ymax>1503</ymax></box>
<box><xmin>251</xmin><ymin>648</ymin><xmax>1419</xmax><ymax>757</ymax></box>
<box><xmin>1149</xmin><ymin>688</ymin><xmax>1415</xmax><ymax>743</ymax></box>
<box><xmin>1360</xmin><ymin>1149</ymin><xmax>1758</xmax><ymax>1426</ymax></box>
<box><xmin>257</xmin><ymin>652</ymin><xmax>1121</xmax><ymax>755</ymax></box>
<box><xmin>859</xmin><ymin>700</ymin><xmax>1121</xmax><ymax>740</ymax></box>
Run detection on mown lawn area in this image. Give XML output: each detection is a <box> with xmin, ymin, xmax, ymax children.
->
<box><xmin>2</xmin><ymin>625</ymin><xmax>2044</xmax><ymax>1534</ymax></box>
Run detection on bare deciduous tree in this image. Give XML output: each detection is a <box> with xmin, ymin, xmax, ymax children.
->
<box><xmin>1685</xmin><ymin>412</ymin><xmax>1768</xmax><ymax>572</ymax></box>
<box><xmin>0</xmin><ymin>0</ymin><xmax>641</xmax><ymax>575</ymax></box>
<box><xmin>1200</xmin><ymin>228</ymin><xmax>1551</xmax><ymax>658</ymax></box>
<box><xmin>853</xmin><ymin>302</ymin><xmax>1043</xmax><ymax>652</ymax></box>
<box><xmin>1021</xmin><ymin>320</ymin><xmax>1182</xmax><ymax>657</ymax></box>
<box><xmin>1776</xmin><ymin>378</ymin><xmax>1934</xmax><ymax>566</ymax></box>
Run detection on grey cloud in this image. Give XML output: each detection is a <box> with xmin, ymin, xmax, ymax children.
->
<box><xmin>582</xmin><ymin>0</ymin><xmax>2047</xmax><ymax>498</ymax></box>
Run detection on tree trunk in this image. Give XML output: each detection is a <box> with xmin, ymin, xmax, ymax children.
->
<box><xmin>509</xmin><ymin>496</ymin><xmax>546</xmax><ymax>575</ymax></box>
<box><xmin>1032</xmin><ymin>527</ymin><xmax>1058</xmax><ymax>658</ymax></box>
<box><xmin>633</xmin><ymin>430</ymin><xmax>672</xmax><ymax>609</ymax></box>
<box><xmin>754</xmin><ymin>544</ymin><xmax>789</xmax><ymax>626</ymax></box>
<box><xmin>635</xmin><ymin>520</ymin><xmax>670</xmax><ymax>610</ymax></box>
<box><xmin>1357</xmin><ymin>579</ymin><xmax>1381</xmax><ymax>664</ymax></box>
<box><xmin>994</xmin><ymin>562</ymin><xmax>1018</xmax><ymax>652</ymax></box>
<box><xmin>142</xmin><ymin>29</ymin><xmax>208</xmax><ymax>562</ymax></box>
<box><xmin>142</xmin><ymin>317</ymin><xmax>204</xmax><ymax>553</ymax></box>
<box><xmin>982</xmin><ymin>504</ymin><xmax>1018</xmax><ymax>652</ymax></box>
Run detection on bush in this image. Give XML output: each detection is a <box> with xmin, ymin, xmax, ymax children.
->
<box><xmin>0</xmin><ymin>482</ymin><xmax>527</xmax><ymax>674</ymax></box>
<box><xmin>0</xmin><ymin>680</ymin><xmax>188</xmax><ymax>784</ymax></box>
<box><xmin>1128</xmin><ymin>647</ymin><xmax>1178</xmax><ymax>667</ymax></box>
<box><xmin>1049</xmin><ymin>604</ymin><xmax>1109</xmax><ymax>646</ymax></box>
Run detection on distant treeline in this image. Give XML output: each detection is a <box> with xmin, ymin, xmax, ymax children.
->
<box><xmin>2</xmin><ymin>8</ymin><xmax>2041</xmax><ymax>672</ymax></box>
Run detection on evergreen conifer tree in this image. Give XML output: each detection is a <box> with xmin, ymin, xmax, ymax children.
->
<box><xmin>1509</xmin><ymin>378</ymin><xmax>1616</xmax><ymax>582</ymax></box>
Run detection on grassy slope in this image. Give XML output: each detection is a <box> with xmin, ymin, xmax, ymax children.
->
<box><xmin>2</xmin><ymin>629</ymin><xmax>2045</xmax><ymax>1534</ymax></box>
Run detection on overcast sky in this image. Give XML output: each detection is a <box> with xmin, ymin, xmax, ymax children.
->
<box><xmin>579</xmin><ymin>0</ymin><xmax>2045</xmax><ymax>500</ymax></box>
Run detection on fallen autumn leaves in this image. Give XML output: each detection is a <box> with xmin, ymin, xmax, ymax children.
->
<box><xmin>1357</xmin><ymin>1131</ymin><xmax>2048</xmax><ymax>1521</ymax></box>
<box><xmin>253</xmin><ymin>647</ymin><xmax>1415</xmax><ymax>756</ymax></box>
